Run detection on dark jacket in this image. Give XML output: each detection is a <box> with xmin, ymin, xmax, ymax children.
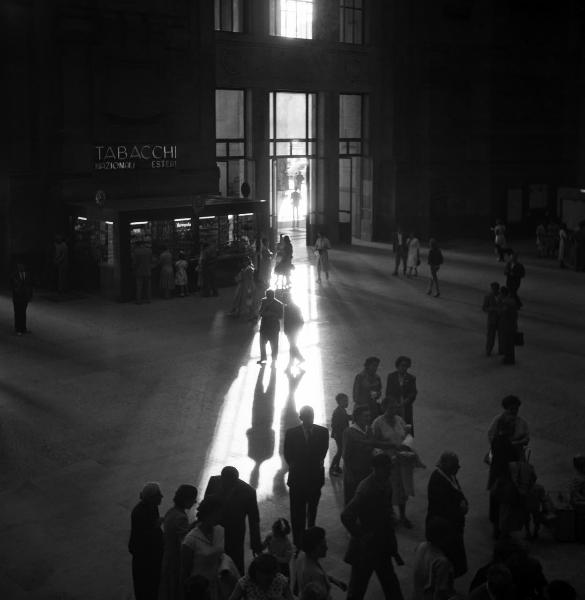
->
<box><xmin>427</xmin><ymin>248</ymin><xmax>444</xmax><ymax>267</ymax></box>
<box><xmin>204</xmin><ymin>476</ymin><xmax>262</xmax><ymax>553</ymax></box>
<box><xmin>427</xmin><ymin>469</ymin><xmax>467</xmax><ymax>531</ymax></box>
<box><xmin>259</xmin><ymin>297</ymin><xmax>284</xmax><ymax>333</ymax></box>
<box><xmin>11</xmin><ymin>270</ymin><xmax>33</xmax><ymax>303</ymax></box>
<box><xmin>128</xmin><ymin>501</ymin><xmax>163</xmax><ymax>560</ymax></box>
<box><xmin>284</xmin><ymin>424</ymin><xmax>329</xmax><ymax>490</ymax></box>
<box><xmin>482</xmin><ymin>292</ymin><xmax>500</xmax><ymax>325</ymax></box>
<box><xmin>341</xmin><ymin>473</ymin><xmax>397</xmax><ymax>560</ymax></box>
<box><xmin>384</xmin><ymin>371</ymin><xmax>417</xmax><ymax>423</ymax></box>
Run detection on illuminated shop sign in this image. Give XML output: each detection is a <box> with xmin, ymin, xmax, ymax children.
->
<box><xmin>94</xmin><ymin>145</ymin><xmax>177</xmax><ymax>170</ymax></box>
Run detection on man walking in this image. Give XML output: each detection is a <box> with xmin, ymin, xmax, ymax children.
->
<box><xmin>341</xmin><ymin>453</ymin><xmax>404</xmax><ymax>600</ymax></box>
<box><xmin>283</xmin><ymin>293</ymin><xmax>305</xmax><ymax>366</ymax></box>
<box><xmin>482</xmin><ymin>282</ymin><xmax>501</xmax><ymax>356</ymax></box>
<box><xmin>257</xmin><ymin>288</ymin><xmax>284</xmax><ymax>364</ymax></box>
<box><xmin>284</xmin><ymin>405</ymin><xmax>329</xmax><ymax>550</ymax></box>
<box><xmin>204</xmin><ymin>466</ymin><xmax>262</xmax><ymax>574</ymax></box>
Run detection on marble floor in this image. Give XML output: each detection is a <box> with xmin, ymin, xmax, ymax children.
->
<box><xmin>1</xmin><ymin>234</ymin><xmax>584</xmax><ymax>599</ymax></box>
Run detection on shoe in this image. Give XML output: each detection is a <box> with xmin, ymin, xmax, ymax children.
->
<box><xmin>434</xmin><ymin>292</ymin><xmax>440</xmax><ymax>297</ymax></box>
<box><xmin>392</xmin><ymin>272</ymin><xmax>398</xmax><ymax>277</ymax></box>
<box><xmin>426</xmin><ymin>290</ymin><xmax>432</xmax><ymax>295</ymax></box>
<box><xmin>16</xmin><ymin>331</ymin><xmax>23</xmax><ymax>336</ymax></box>
<box><xmin>257</xmin><ymin>359</ymin><xmax>266</xmax><ymax>365</ymax></box>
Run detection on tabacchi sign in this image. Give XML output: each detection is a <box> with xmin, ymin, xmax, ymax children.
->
<box><xmin>94</xmin><ymin>144</ymin><xmax>177</xmax><ymax>170</ymax></box>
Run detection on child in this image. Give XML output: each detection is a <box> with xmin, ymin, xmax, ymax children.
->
<box><xmin>330</xmin><ymin>393</ymin><xmax>350</xmax><ymax>476</ymax></box>
<box><xmin>262</xmin><ymin>518</ymin><xmax>293</xmax><ymax>579</ymax></box>
<box><xmin>174</xmin><ymin>251</ymin><xmax>189</xmax><ymax>297</ymax></box>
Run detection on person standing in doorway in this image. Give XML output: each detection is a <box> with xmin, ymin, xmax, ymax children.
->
<box><xmin>54</xmin><ymin>234</ymin><xmax>69</xmax><ymax>293</ymax></box>
<box><xmin>291</xmin><ymin>190</ymin><xmax>301</xmax><ymax>227</ymax></box>
<box><xmin>426</xmin><ymin>238</ymin><xmax>444</xmax><ymax>297</ymax></box>
<box><xmin>11</xmin><ymin>262</ymin><xmax>33</xmax><ymax>335</ymax></box>
<box><xmin>133</xmin><ymin>240</ymin><xmax>154</xmax><ymax>304</ymax></box>
<box><xmin>257</xmin><ymin>289</ymin><xmax>284</xmax><ymax>364</ymax></box>
<box><xmin>482</xmin><ymin>282</ymin><xmax>501</xmax><ymax>356</ymax></box>
<box><xmin>283</xmin><ymin>405</ymin><xmax>329</xmax><ymax>551</ymax></box>
<box><xmin>294</xmin><ymin>170</ymin><xmax>304</xmax><ymax>191</ymax></box>
<box><xmin>392</xmin><ymin>226</ymin><xmax>408</xmax><ymax>276</ymax></box>
<box><xmin>313</xmin><ymin>231</ymin><xmax>331</xmax><ymax>283</ymax></box>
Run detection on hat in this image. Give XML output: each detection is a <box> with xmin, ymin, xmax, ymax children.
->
<box><xmin>501</xmin><ymin>395</ymin><xmax>521</xmax><ymax>409</ymax></box>
<box><xmin>140</xmin><ymin>482</ymin><xmax>162</xmax><ymax>500</ymax></box>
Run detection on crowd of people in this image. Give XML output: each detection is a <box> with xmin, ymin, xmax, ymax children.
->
<box><xmin>127</xmin><ymin>351</ymin><xmax>580</xmax><ymax>600</ymax></box>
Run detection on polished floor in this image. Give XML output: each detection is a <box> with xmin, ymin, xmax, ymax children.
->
<box><xmin>1</xmin><ymin>235</ymin><xmax>585</xmax><ymax>599</ymax></box>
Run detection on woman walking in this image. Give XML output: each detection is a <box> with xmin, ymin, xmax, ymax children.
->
<box><xmin>406</xmin><ymin>233</ymin><xmax>420</xmax><ymax>278</ymax></box>
<box><xmin>313</xmin><ymin>231</ymin><xmax>331</xmax><ymax>283</ymax></box>
<box><xmin>426</xmin><ymin>238</ymin><xmax>444</xmax><ymax>297</ymax></box>
<box><xmin>159</xmin><ymin>247</ymin><xmax>175</xmax><ymax>299</ymax></box>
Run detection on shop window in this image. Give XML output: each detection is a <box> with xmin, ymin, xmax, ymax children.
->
<box><xmin>216</xmin><ymin>89</ymin><xmax>246</xmax><ymax>196</ymax></box>
<box><xmin>340</xmin><ymin>0</ymin><xmax>363</xmax><ymax>44</ymax></box>
<box><xmin>215</xmin><ymin>0</ymin><xmax>244</xmax><ymax>32</ymax></box>
<box><xmin>270</xmin><ymin>0</ymin><xmax>313</xmax><ymax>39</ymax></box>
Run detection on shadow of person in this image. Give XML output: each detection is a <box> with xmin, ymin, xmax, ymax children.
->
<box><xmin>272</xmin><ymin>367</ymin><xmax>306</xmax><ymax>497</ymax></box>
<box><xmin>246</xmin><ymin>364</ymin><xmax>276</xmax><ymax>489</ymax></box>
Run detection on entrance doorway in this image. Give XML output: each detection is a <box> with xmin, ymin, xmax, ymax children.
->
<box><xmin>269</xmin><ymin>92</ymin><xmax>317</xmax><ymax>245</ymax></box>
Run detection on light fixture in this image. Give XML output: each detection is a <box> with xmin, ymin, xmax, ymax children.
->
<box><xmin>130</xmin><ymin>221</ymin><xmax>148</xmax><ymax>225</ymax></box>
<box><xmin>239</xmin><ymin>213</ymin><xmax>253</xmax><ymax>217</ymax></box>
<box><xmin>77</xmin><ymin>216</ymin><xmax>87</xmax><ymax>221</ymax></box>
<box><xmin>105</xmin><ymin>221</ymin><xmax>114</xmax><ymax>225</ymax></box>
<box><xmin>199</xmin><ymin>216</ymin><xmax>214</xmax><ymax>220</ymax></box>
<box><xmin>174</xmin><ymin>218</ymin><xmax>191</xmax><ymax>222</ymax></box>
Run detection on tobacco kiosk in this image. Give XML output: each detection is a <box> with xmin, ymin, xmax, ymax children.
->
<box><xmin>68</xmin><ymin>195</ymin><xmax>268</xmax><ymax>301</ymax></box>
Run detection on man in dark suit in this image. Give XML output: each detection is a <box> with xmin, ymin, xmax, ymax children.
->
<box><xmin>283</xmin><ymin>405</ymin><xmax>330</xmax><ymax>549</ymax></box>
<box><xmin>257</xmin><ymin>288</ymin><xmax>284</xmax><ymax>364</ymax></box>
<box><xmin>204</xmin><ymin>466</ymin><xmax>262</xmax><ymax>574</ymax></box>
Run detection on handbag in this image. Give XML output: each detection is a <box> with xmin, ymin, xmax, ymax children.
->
<box><xmin>514</xmin><ymin>331</ymin><xmax>525</xmax><ymax>346</ymax></box>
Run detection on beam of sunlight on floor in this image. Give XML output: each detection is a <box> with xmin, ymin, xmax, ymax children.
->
<box><xmin>197</xmin><ymin>261</ymin><xmax>326</xmax><ymax>501</ymax></box>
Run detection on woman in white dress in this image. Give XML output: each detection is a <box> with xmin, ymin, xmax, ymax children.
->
<box><xmin>372</xmin><ymin>400</ymin><xmax>425</xmax><ymax>528</ymax></box>
<box><xmin>181</xmin><ymin>496</ymin><xmax>238</xmax><ymax>600</ymax></box>
<box><xmin>313</xmin><ymin>231</ymin><xmax>331</xmax><ymax>283</ymax></box>
<box><xmin>406</xmin><ymin>233</ymin><xmax>421</xmax><ymax>278</ymax></box>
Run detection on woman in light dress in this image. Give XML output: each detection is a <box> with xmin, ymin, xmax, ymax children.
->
<box><xmin>181</xmin><ymin>496</ymin><xmax>239</xmax><ymax>600</ymax></box>
<box><xmin>406</xmin><ymin>233</ymin><xmax>421</xmax><ymax>278</ymax></box>
<box><xmin>174</xmin><ymin>251</ymin><xmax>189</xmax><ymax>296</ymax></box>
<box><xmin>372</xmin><ymin>400</ymin><xmax>425</xmax><ymax>528</ymax></box>
<box><xmin>313</xmin><ymin>231</ymin><xmax>331</xmax><ymax>283</ymax></box>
